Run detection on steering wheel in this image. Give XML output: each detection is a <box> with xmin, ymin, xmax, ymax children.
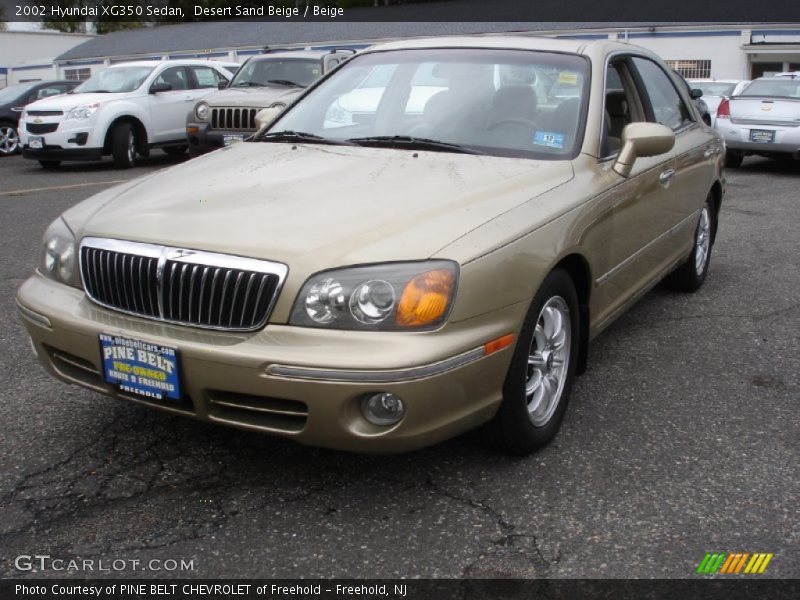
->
<box><xmin>488</xmin><ymin>117</ymin><xmax>540</xmax><ymax>131</ymax></box>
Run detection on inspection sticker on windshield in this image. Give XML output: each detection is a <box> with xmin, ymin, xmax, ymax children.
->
<box><xmin>99</xmin><ymin>334</ymin><xmax>181</xmax><ymax>401</ymax></box>
<box><xmin>534</xmin><ymin>131</ymin><xmax>565</xmax><ymax>149</ymax></box>
<box><xmin>558</xmin><ymin>72</ymin><xmax>579</xmax><ymax>85</ymax></box>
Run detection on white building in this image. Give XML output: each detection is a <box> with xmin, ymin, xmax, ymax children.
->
<box><xmin>0</xmin><ymin>30</ymin><xmax>95</xmax><ymax>87</ymax></box>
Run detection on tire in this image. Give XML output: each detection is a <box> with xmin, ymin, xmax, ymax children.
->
<box><xmin>163</xmin><ymin>145</ymin><xmax>188</xmax><ymax>156</ymax></box>
<box><xmin>725</xmin><ymin>151</ymin><xmax>743</xmax><ymax>168</ymax></box>
<box><xmin>665</xmin><ymin>196</ymin><xmax>715</xmax><ymax>292</ymax></box>
<box><xmin>111</xmin><ymin>122</ymin><xmax>137</xmax><ymax>168</ymax></box>
<box><xmin>480</xmin><ymin>269</ymin><xmax>580</xmax><ymax>455</ymax></box>
<box><xmin>38</xmin><ymin>160</ymin><xmax>61</xmax><ymax>169</ymax></box>
<box><xmin>0</xmin><ymin>123</ymin><xmax>20</xmax><ymax>156</ymax></box>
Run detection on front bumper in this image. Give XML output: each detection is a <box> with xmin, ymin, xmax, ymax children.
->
<box><xmin>716</xmin><ymin>119</ymin><xmax>800</xmax><ymax>155</ymax></box>
<box><xmin>17</xmin><ymin>274</ymin><xmax>524</xmax><ymax>453</ymax></box>
<box><xmin>19</xmin><ymin>117</ymin><xmax>105</xmax><ymax>162</ymax></box>
<box><xmin>186</xmin><ymin>122</ymin><xmax>254</xmax><ymax>154</ymax></box>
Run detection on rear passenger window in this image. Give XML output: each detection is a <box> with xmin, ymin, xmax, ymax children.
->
<box><xmin>190</xmin><ymin>66</ymin><xmax>224</xmax><ymax>89</ymax></box>
<box><xmin>632</xmin><ymin>58</ymin><xmax>692</xmax><ymax>131</ymax></box>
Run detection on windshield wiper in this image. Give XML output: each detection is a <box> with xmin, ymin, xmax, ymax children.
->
<box><xmin>233</xmin><ymin>81</ymin><xmax>266</xmax><ymax>87</ymax></box>
<box><xmin>257</xmin><ymin>130</ymin><xmax>353</xmax><ymax>146</ymax></box>
<box><xmin>81</xmin><ymin>89</ymin><xmax>112</xmax><ymax>93</ymax></box>
<box><xmin>346</xmin><ymin>136</ymin><xmax>481</xmax><ymax>155</ymax></box>
<box><xmin>266</xmin><ymin>79</ymin><xmax>303</xmax><ymax>88</ymax></box>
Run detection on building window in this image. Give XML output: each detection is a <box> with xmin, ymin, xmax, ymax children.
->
<box><xmin>665</xmin><ymin>59</ymin><xmax>711</xmax><ymax>79</ymax></box>
<box><xmin>64</xmin><ymin>68</ymin><xmax>91</xmax><ymax>81</ymax></box>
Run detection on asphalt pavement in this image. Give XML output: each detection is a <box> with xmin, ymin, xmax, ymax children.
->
<box><xmin>0</xmin><ymin>152</ymin><xmax>797</xmax><ymax>579</ymax></box>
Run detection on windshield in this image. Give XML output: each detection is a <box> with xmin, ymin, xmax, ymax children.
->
<box><xmin>231</xmin><ymin>58</ymin><xmax>321</xmax><ymax>88</ymax></box>
<box><xmin>693</xmin><ymin>82</ymin><xmax>737</xmax><ymax>97</ymax></box>
<box><xmin>73</xmin><ymin>66</ymin><xmax>154</xmax><ymax>94</ymax></box>
<box><xmin>0</xmin><ymin>83</ymin><xmax>37</xmax><ymax>104</ymax></box>
<box><xmin>260</xmin><ymin>48</ymin><xmax>590</xmax><ymax>159</ymax></box>
<box><xmin>740</xmin><ymin>79</ymin><xmax>800</xmax><ymax>98</ymax></box>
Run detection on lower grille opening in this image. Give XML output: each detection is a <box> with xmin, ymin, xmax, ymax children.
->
<box><xmin>45</xmin><ymin>345</ymin><xmax>106</xmax><ymax>391</ymax></box>
<box><xmin>206</xmin><ymin>390</ymin><xmax>307</xmax><ymax>433</ymax></box>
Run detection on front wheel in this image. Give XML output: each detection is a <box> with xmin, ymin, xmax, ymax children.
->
<box><xmin>665</xmin><ymin>197</ymin><xmax>715</xmax><ymax>292</ymax></box>
<box><xmin>480</xmin><ymin>269</ymin><xmax>580</xmax><ymax>455</ymax></box>
<box><xmin>111</xmin><ymin>122</ymin><xmax>137</xmax><ymax>169</ymax></box>
<box><xmin>0</xmin><ymin>124</ymin><xmax>20</xmax><ymax>155</ymax></box>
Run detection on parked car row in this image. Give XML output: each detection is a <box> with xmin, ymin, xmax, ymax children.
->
<box><xmin>3</xmin><ymin>50</ymin><xmax>353</xmax><ymax>168</ymax></box>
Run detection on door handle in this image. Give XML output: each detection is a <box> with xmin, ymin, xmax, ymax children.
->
<box><xmin>703</xmin><ymin>147</ymin><xmax>718</xmax><ymax>159</ymax></box>
<box><xmin>659</xmin><ymin>169</ymin><xmax>676</xmax><ymax>184</ymax></box>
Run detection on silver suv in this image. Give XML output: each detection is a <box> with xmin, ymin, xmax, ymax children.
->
<box><xmin>186</xmin><ymin>50</ymin><xmax>354</xmax><ymax>155</ymax></box>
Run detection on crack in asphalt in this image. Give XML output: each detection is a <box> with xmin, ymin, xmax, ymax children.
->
<box><xmin>423</xmin><ymin>474</ymin><xmax>552</xmax><ymax>577</ymax></box>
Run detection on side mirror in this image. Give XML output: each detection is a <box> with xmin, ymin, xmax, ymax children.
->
<box><xmin>149</xmin><ymin>82</ymin><xmax>172</xmax><ymax>94</ymax></box>
<box><xmin>255</xmin><ymin>104</ymin><xmax>286</xmax><ymax>131</ymax></box>
<box><xmin>217</xmin><ymin>81</ymin><xmax>228</xmax><ymax>90</ymax></box>
<box><xmin>613</xmin><ymin>122</ymin><xmax>675</xmax><ymax>178</ymax></box>
<box><xmin>690</xmin><ymin>88</ymin><xmax>703</xmax><ymax>99</ymax></box>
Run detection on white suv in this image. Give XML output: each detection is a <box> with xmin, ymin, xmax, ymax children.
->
<box><xmin>19</xmin><ymin>60</ymin><xmax>235</xmax><ymax>168</ymax></box>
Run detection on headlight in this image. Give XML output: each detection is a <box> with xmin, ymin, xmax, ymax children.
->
<box><xmin>195</xmin><ymin>102</ymin><xmax>210</xmax><ymax>120</ymax></box>
<box><xmin>66</xmin><ymin>103</ymin><xmax>99</xmax><ymax>120</ymax></box>
<box><xmin>39</xmin><ymin>218</ymin><xmax>78</xmax><ymax>286</ymax></box>
<box><xmin>290</xmin><ymin>261</ymin><xmax>458</xmax><ymax>331</ymax></box>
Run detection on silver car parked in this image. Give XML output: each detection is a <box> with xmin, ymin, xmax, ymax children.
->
<box><xmin>715</xmin><ymin>75</ymin><xmax>800</xmax><ymax>167</ymax></box>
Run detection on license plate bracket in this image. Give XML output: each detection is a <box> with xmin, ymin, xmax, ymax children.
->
<box><xmin>99</xmin><ymin>334</ymin><xmax>181</xmax><ymax>402</ymax></box>
<box><xmin>223</xmin><ymin>134</ymin><xmax>245</xmax><ymax>146</ymax></box>
<box><xmin>29</xmin><ymin>136</ymin><xmax>44</xmax><ymax>149</ymax></box>
<box><xmin>750</xmin><ymin>129</ymin><xmax>775</xmax><ymax>143</ymax></box>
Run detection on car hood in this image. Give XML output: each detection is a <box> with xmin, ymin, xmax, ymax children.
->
<box><xmin>26</xmin><ymin>92</ymin><xmax>128</xmax><ymax>112</ymax></box>
<box><xmin>203</xmin><ymin>86</ymin><xmax>303</xmax><ymax>107</ymax></box>
<box><xmin>68</xmin><ymin>142</ymin><xmax>573</xmax><ymax>273</ymax></box>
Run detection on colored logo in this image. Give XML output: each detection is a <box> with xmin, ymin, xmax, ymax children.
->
<box><xmin>696</xmin><ymin>552</ymin><xmax>774</xmax><ymax>575</ymax></box>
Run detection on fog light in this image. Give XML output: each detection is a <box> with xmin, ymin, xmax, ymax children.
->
<box><xmin>361</xmin><ymin>392</ymin><xmax>405</xmax><ymax>426</ymax></box>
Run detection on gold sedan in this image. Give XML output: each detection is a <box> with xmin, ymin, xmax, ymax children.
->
<box><xmin>17</xmin><ymin>37</ymin><xmax>724</xmax><ymax>454</ymax></box>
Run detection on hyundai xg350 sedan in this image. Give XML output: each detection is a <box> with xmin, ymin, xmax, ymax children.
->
<box><xmin>17</xmin><ymin>37</ymin><xmax>725</xmax><ymax>454</ymax></box>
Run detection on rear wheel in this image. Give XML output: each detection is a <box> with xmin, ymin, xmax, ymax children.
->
<box><xmin>0</xmin><ymin>123</ymin><xmax>20</xmax><ymax>155</ymax></box>
<box><xmin>38</xmin><ymin>160</ymin><xmax>61</xmax><ymax>169</ymax></box>
<box><xmin>480</xmin><ymin>269</ymin><xmax>580</xmax><ymax>455</ymax></box>
<box><xmin>666</xmin><ymin>196</ymin><xmax>715</xmax><ymax>292</ymax></box>
<box><xmin>725</xmin><ymin>151</ymin><xmax>743</xmax><ymax>168</ymax></box>
<box><xmin>111</xmin><ymin>122</ymin><xmax>137</xmax><ymax>168</ymax></box>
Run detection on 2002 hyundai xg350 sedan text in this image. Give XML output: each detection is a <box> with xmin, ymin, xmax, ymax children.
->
<box><xmin>17</xmin><ymin>37</ymin><xmax>725</xmax><ymax>454</ymax></box>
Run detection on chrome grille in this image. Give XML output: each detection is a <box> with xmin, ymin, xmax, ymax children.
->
<box><xmin>80</xmin><ymin>239</ymin><xmax>287</xmax><ymax>331</ymax></box>
<box><xmin>210</xmin><ymin>107</ymin><xmax>259</xmax><ymax>131</ymax></box>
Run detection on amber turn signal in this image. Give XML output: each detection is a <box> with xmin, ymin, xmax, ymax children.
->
<box><xmin>483</xmin><ymin>333</ymin><xmax>515</xmax><ymax>356</ymax></box>
<box><xmin>396</xmin><ymin>269</ymin><xmax>455</xmax><ymax>327</ymax></box>
<box><xmin>186</xmin><ymin>126</ymin><xmax>199</xmax><ymax>134</ymax></box>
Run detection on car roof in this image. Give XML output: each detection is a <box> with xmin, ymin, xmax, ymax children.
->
<box><xmin>248</xmin><ymin>50</ymin><xmax>329</xmax><ymax>61</ymax></box>
<box><xmin>362</xmin><ymin>35</ymin><xmax>645</xmax><ymax>58</ymax></box>
<box><xmin>107</xmin><ymin>59</ymin><xmax>230</xmax><ymax>68</ymax></box>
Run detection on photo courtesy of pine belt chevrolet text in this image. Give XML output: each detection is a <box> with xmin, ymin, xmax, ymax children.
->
<box><xmin>16</xmin><ymin>36</ymin><xmax>725</xmax><ymax>454</ymax></box>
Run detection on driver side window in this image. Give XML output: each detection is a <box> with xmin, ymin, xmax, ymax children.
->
<box><xmin>153</xmin><ymin>67</ymin><xmax>188</xmax><ymax>91</ymax></box>
<box><xmin>631</xmin><ymin>57</ymin><xmax>692</xmax><ymax>131</ymax></box>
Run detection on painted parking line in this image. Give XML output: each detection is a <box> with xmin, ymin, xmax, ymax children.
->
<box><xmin>0</xmin><ymin>179</ymin><xmax>131</xmax><ymax>197</ymax></box>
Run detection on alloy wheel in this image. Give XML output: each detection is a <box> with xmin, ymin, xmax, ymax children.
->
<box><xmin>694</xmin><ymin>206</ymin><xmax>711</xmax><ymax>276</ymax></box>
<box><xmin>0</xmin><ymin>126</ymin><xmax>19</xmax><ymax>155</ymax></box>
<box><xmin>526</xmin><ymin>296</ymin><xmax>571</xmax><ymax>427</ymax></box>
